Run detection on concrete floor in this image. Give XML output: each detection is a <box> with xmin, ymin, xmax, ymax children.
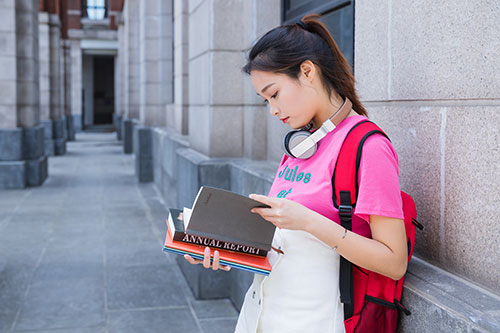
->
<box><xmin>0</xmin><ymin>132</ymin><xmax>238</xmax><ymax>333</ymax></box>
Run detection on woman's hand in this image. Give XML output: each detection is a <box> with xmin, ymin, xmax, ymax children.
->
<box><xmin>183</xmin><ymin>246</ymin><xmax>231</xmax><ymax>272</ymax></box>
<box><xmin>249</xmin><ymin>193</ymin><xmax>314</xmax><ymax>231</ymax></box>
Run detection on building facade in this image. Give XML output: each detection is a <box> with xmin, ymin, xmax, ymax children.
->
<box><xmin>0</xmin><ymin>0</ymin><xmax>123</xmax><ymax>189</ymax></box>
<box><xmin>0</xmin><ymin>0</ymin><xmax>498</xmax><ymax>330</ymax></box>
<box><xmin>116</xmin><ymin>1</ymin><xmax>500</xmax><ymax>331</ymax></box>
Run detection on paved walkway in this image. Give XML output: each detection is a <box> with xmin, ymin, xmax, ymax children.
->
<box><xmin>0</xmin><ymin>132</ymin><xmax>238</xmax><ymax>333</ymax></box>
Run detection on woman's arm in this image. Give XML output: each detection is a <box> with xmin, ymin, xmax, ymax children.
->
<box><xmin>305</xmin><ymin>211</ymin><xmax>407</xmax><ymax>280</ymax></box>
<box><xmin>250</xmin><ymin>194</ymin><xmax>408</xmax><ymax>280</ymax></box>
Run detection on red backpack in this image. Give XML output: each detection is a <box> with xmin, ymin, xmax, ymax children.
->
<box><xmin>332</xmin><ymin>120</ymin><xmax>424</xmax><ymax>332</ymax></box>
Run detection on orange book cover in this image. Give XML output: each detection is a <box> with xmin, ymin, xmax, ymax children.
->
<box><xmin>163</xmin><ymin>221</ymin><xmax>272</xmax><ymax>275</ymax></box>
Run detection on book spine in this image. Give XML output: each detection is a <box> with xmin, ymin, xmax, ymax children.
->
<box><xmin>176</xmin><ymin>233</ymin><xmax>268</xmax><ymax>258</ymax></box>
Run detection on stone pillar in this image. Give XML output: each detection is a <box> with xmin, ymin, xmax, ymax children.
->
<box><xmin>0</xmin><ymin>0</ymin><xmax>47</xmax><ymax>189</ymax></box>
<box><xmin>171</xmin><ymin>0</ymin><xmax>188</xmax><ymax>134</ymax></box>
<box><xmin>138</xmin><ymin>0</ymin><xmax>168</xmax><ymax>127</ymax></box>
<box><xmin>49</xmin><ymin>14</ymin><xmax>66</xmax><ymax>155</ymax></box>
<box><xmin>242</xmin><ymin>0</ymin><xmax>281</xmax><ymax>160</ymax></box>
<box><xmin>159</xmin><ymin>0</ymin><xmax>173</xmax><ymax>128</ymax></box>
<box><xmin>122</xmin><ymin>0</ymin><xmax>140</xmax><ymax>154</ymax></box>
<box><xmin>38</xmin><ymin>10</ymin><xmax>54</xmax><ymax>155</ymax></box>
<box><xmin>69</xmin><ymin>39</ymin><xmax>82</xmax><ymax>133</ymax></box>
<box><xmin>119</xmin><ymin>12</ymin><xmax>128</xmax><ymax>121</ymax></box>
<box><xmin>114</xmin><ymin>15</ymin><xmax>124</xmax><ymax>140</ymax></box>
<box><xmin>59</xmin><ymin>38</ymin><xmax>67</xmax><ymax>142</ymax></box>
<box><xmin>188</xmin><ymin>0</ymin><xmax>241</xmax><ymax>157</ymax></box>
<box><xmin>63</xmin><ymin>40</ymin><xmax>73</xmax><ymax>141</ymax></box>
<box><xmin>126</xmin><ymin>0</ymin><xmax>139</xmax><ymax>120</ymax></box>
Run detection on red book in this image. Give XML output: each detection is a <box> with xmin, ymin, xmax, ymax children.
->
<box><xmin>163</xmin><ymin>223</ymin><xmax>272</xmax><ymax>275</ymax></box>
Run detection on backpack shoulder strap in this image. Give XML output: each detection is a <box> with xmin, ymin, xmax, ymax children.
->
<box><xmin>332</xmin><ymin>120</ymin><xmax>390</xmax><ymax>209</ymax></box>
<box><xmin>332</xmin><ymin>119</ymin><xmax>390</xmax><ymax>320</ymax></box>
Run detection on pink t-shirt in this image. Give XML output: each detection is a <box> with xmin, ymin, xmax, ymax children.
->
<box><xmin>267</xmin><ymin>115</ymin><xmax>404</xmax><ymax>238</ymax></box>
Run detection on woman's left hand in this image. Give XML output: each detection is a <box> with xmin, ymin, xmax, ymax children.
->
<box><xmin>249</xmin><ymin>194</ymin><xmax>313</xmax><ymax>231</ymax></box>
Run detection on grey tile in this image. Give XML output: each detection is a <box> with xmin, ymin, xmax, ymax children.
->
<box><xmin>107</xmin><ymin>308</ymin><xmax>200</xmax><ymax>333</ymax></box>
<box><xmin>105</xmin><ymin>238</ymin><xmax>165</xmax><ymax>267</ymax></box>
<box><xmin>106</xmin><ymin>264</ymin><xmax>188</xmax><ymax>310</ymax></box>
<box><xmin>199</xmin><ymin>318</ymin><xmax>238</xmax><ymax>333</ymax></box>
<box><xmin>17</xmin><ymin>326</ymin><xmax>107</xmax><ymax>333</ymax></box>
<box><xmin>0</xmin><ymin>314</ymin><xmax>15</xmax><ymax>333</ymax></box>
<box><xmin>14</xmin><ymin>276</ymin><xmax>105</xmax><ymax>331</ymax></box>
<box><xmin>190</xmin><ymin>299</ymin><xmax>238</xmax><ymax>320</ymax></box>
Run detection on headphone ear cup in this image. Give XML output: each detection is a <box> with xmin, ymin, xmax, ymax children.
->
<box><xmin>282</xmin><ymin>130</ymin><xmax>298</xmax><ymax>157</ymax></box>
<box><xmin>287</xmin><ymin>130</ymin><xmax>317</xmax><ymax>159</ymax></box>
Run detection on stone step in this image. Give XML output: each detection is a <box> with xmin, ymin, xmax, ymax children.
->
<box><xmin>400</xmin><ymin>257</ymin><xmax>500</xmax><ymax>332</ymax></box>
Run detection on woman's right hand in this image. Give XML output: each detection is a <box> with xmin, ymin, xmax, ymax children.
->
<box><xmin>184</xmin><ymin>246</ymin><xmax>231</xmax><ymax>272</ymax></box>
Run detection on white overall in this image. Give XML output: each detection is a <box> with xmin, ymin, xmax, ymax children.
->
<box><xmin>235</xmin><ymin>227</ymin><xmax>345</xmax><ymax>333</ymax></box>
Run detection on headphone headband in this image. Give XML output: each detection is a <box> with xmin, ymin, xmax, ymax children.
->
<box><xmin>287</xmin><ymin>97</ymin><xmax>353</xmax><ymax>159</ymax></box>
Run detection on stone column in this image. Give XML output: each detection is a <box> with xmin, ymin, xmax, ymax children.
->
<box><xmin>242</xmin><ymin>0</ymin><xmax>281</xmax><ymax>160</ymax></box>
<box><xmin>138</xmin><ymin>0</ymin><xmax>167</xmax><ymax>127</ymax></box>
<box><xmin>126</xmin><ymin>0</ymin><xmax>139</xmax><ymax>120</ymax></box>
<box><xmin>69</xmin><ymin>39</ymin><xmax>82</xmax><ymax>133</ymax></box>
<box><xmin>59</xmin><ymin>38</ymin><xmax>67</xmax><ymax>142</ymax></box>
<box><xmin>114</xmin><ymin>15</ymin><xmax>124</xmax><ymax>139</ymax></box>
<box><xmin>38</xmin><ymin>10</ymin><xmax>54</xmax><ymax>155</ymax></box>
<box><xmin>121</xmin><ymin>0</ymin><xmax>140</xmax><ymax>153</ymax></box>
<box><xmin>48</xmin><ymin>14</ymin><xmax>66</xmax><ymax>155</ymax></box>
<box><xmin>159</xmin><ymin>0</ymin><xmax>173</xmax><ymax>128</ymax></box>
<box><xmin>0</xmin><ymin>0</ymin><xmax>47</xmax><ymax>189</ymax></box>
<box><xmin>63</xmin><ymin>40</ymin><xmax>73</xmax><ymax>141</ymax></box>
<box><xmin>171</xmin><ymin>0</ymin><xmax>188</xmax><ymax>134</ymax></box>
<box><xmin>188</xmin><ymin>0</ymin><xmax>260</xmax><ymax>158</ymax></box>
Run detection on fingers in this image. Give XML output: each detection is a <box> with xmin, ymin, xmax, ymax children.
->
<box><xmin>212</xmin><ymin>250</ymin><xmax>220</xmax><ymax>270</ymax></box>
<box><xmin>184</xmin><ymin>249</ymin><xmax>231</xmax><ymax>271</ymax></box>
<box><xmin>249</xmin><ymin>193</ymin><xmax>278</xmax><ymax>206</ymax></box>
<box><xmin>203</xmin><ymin>246</ymin><xmax>211</xmax><ymax>268</ymax></box>
<box><xmin>184</xmin><ymin>254</ymin><xmax>202</xmax><ymax>264</ymax></box>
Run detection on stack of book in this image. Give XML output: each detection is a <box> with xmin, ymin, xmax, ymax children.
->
<box><xmin>163</xmin><ymin>186</ymin><xmax>276</xmax><ymax>275</ymax></box>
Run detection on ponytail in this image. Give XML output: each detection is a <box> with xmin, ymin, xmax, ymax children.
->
<box><xmin>243</xmin><ymin>14</ymin><xmax>367</xmax><ymax>117</ymax></box>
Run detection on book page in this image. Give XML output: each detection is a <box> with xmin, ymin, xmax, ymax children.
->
<box><xmin>183</xmin><ymin>207</ymin><xmax>192</xmax><ymax>228</ymax></box>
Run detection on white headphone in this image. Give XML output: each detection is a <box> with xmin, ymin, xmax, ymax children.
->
<box><xmin>282</xmin><ymin>97</ymin><xmax>353</xmax><ymax>159</ymax></box>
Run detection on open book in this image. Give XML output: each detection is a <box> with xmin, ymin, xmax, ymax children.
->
<box><xmin>162</xmin><ymin>186</ymin><xmax>276</xmax><ymax>275</ymax></box>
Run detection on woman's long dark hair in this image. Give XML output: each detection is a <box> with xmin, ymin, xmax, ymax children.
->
<box><xmin>242</xmin><ymin>14</ymin><xmax>367</xmax><ymax>117</ymax></box>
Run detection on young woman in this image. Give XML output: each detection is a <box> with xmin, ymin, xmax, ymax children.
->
<box><xmin>184</xmin><ymin>14</ymin><xmax>408</xmax><ymax>333</ymax></box>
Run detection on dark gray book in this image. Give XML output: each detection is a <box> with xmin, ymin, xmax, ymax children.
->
<box><xmin>184</xmin><ymin>186</ymin><xmax>275</xmax><ymax>251</ymax></box>
<box><xmin>167</xmin><ymin>207</ymin><xmax>268</xmax><ymax>257</ymax></box>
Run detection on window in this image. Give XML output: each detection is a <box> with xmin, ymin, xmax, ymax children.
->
<box><xmin>82</xmin><ymin>0</ymin><xmax>108</xmax><ymax>20</ymax></box>
<box><xmin>282</xmin><ymin>0</ymin><xmax>354</xmax><ymax>70</ymax></box>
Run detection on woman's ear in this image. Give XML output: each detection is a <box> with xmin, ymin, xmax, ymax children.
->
<box><xmin>299</xmin><ymin>60</ymin><xmax>316</xmax><ymax>83</ymax></box>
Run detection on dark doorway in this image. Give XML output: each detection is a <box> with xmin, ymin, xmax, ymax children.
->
<box><xmin>93</xmin><ymin>56</ymin><xmax>114</xmax><ymax>125</ymax></box>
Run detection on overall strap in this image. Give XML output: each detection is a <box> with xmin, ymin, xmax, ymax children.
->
<box><xmin>332</xmin><ymin>120</ymin><xmax>389</xmax><ymax>319</ymax></box>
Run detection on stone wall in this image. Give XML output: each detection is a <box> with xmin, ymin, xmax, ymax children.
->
<box><xmin>355</xmin><ymin>0</ymin><xmax>500</xmax><ymax>294</ymax></box>
<box><xmin>117</xmin><ymin>0</ymin><xmax>500</xmax><ymax>330</ymax></box>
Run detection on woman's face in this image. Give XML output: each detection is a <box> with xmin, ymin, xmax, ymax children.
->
<box><xmin>250</xmin><ymin>70</ymin><xmax>318</xmax><ymax>130</ymax></box>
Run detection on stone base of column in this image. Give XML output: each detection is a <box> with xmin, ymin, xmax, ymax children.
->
<box><xmin>0</xmin><ymin>125</ymin><xmax>48</xmax><ymax>189</ymax></box>
<box><xmin>0</xmin><ymin>161</ymin><xmax>26</xmax><ymax>189</ymax></box>
<box><xmin>122</xmin><ymin>118</ymin><xmax>137</xmax><ymax>154</ymax></box>
<box><xmin>26</xmin><ymin>155</ymin><xmax>48</xmax><ymax>186</ymax></box>
<box><xmin>133</xmin><ymin>126</ymin><xmax>153</xmax><ymax>182</ymax></box>
<box><xmin>113</xmin><ymin>114</ymin><xmax>123</xmax><ymax>141</ymax></box>
<box><xmin>24</xmin><ymin>125</ymin><xmax>48</xmax><ymax>186</ymax></box>
<box><xmin>61</xmin><ymin>115</ymin><xmax>68</xmax><ymax>141</ymax></box>
<box><xmin>41</xmin><ymin>120</ymin><xmax>55</xmax><ymax>156</ymax></box>
<box><xmin>72</xmin><ymin>114</ymin><xmax>82</xmax><ymax>133</ymax></box>
<box><xmin>54</xmin><ymin>138</ymin><xmax>66</xmax><ymax>155</ymax></box>
<box><xmin>53</xmin><ymin>118</ymin><xmax>67</xmax><ymax>156</ymax></box>
<box><xmin>66</xmin><ymin>115</ymin><xmax>75</xmax><ymax>141</ymax></box>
